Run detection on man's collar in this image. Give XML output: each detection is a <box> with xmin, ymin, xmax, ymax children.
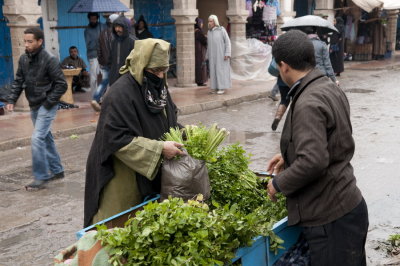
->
<box><xmin>287</xmin><ymin>79</ymin><xmax>302</xmax><ymax>98</ymax></box>
<box><xmin>288</xmin><ymin>68</ymin><xmax>325</xmax><ymax>99</ymax></box>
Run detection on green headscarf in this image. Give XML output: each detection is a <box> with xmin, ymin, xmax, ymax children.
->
<box><xmin>119</xmin><ymin>38</ymin><xmax>170</xmax><ymax>85</ymax></box>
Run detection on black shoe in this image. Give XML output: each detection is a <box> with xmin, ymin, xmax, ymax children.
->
<box><xmin>25</xmin><ymin>180</ymin><xmax>47</xmax><ymax>191</ymax></box>
<box><xmin>271</xmin><ymin>118</ymin><xmax>281</xmax><ymax>131</ymax></box>
<box><xmin>48</xmin><ymin>171</ymin><xmax>65</xmax><ymax>181</ymax></box>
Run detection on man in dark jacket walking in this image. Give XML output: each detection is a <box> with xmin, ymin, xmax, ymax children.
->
<box><xmin>90</xmin><ymin>13</ymin><xmax>118</xmax><ymax>112</ymax></box>
<box><xmin>6</xmin><ymin>27</ymin><xmax>67</xmax><ymax>190</ymax></box>
<box><xmin>266</xmin><ymin>30</ymin><xmax>368</xmax><ymax>266</ymax></box>
<box><xmin>108</xmin><ymin>16</ymin><xmax>135</xmax><ymax>86</ymax></box>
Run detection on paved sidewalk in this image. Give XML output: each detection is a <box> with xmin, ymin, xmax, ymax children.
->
<box><xmin>0</xmin><ymin>78</ymin><xmax>275</xmax><ymax>151</ymax></box>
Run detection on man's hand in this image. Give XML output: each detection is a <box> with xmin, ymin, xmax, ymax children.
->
<box><xmin>6</xmin><ymin>104</ymin><xmax>14</xmax><ymax>112</ymax></box>
<box><xmin>162</xmin><ymin>141</ymin><xmax>184</xmax><ymax>159</ymax></box>
<box><xmin>336</xmin><ymin>80</ymin><xmax>340</xmax><ymax>86</ymax></box>
<box><xmin>267</xmin><ymin>153</ymin><xmax>284</xmax><ymax>175</ymax></box>
<box><xmin>224</xmin><ymin>56</ymin><xmax>230</xmax><ymax>60</ymax></box>
<box><xmin>267</xmin><ymin>179</ymin><xmax>278</xmax><ymax>202</ymax></box>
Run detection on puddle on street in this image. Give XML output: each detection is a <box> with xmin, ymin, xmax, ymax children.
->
<box><xmin>227</xmin><ymin>131</ymin><xmax>267</xmax><ymax>144</ymax></box>
<box><xmin>46</xmin><ymin>181</ymin><xmax>83</xmax><ymax>199</ymax></box>
<box><xmin>344</xmin><ymin>88</ymin><xmax>376</xmax><ymax>93</ymax></box>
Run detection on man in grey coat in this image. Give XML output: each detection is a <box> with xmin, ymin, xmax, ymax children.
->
<box><xmin>266</xmin><ymin>30</ymin><xmax>368</xmax><ymax>265</ymax></box>
<box><xmin>207</xmin><ymin>14</ymin><xmax>231</xmax><ymax>95</ymax></box>
<box><xmin>84</xmin><ymin>12</ymin><xmax>106</xmax><ymax>93</ymax></box>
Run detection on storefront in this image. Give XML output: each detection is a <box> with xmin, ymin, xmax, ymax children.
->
<box><xmin>334</xmin><ymin>0</ymin><xmax>398</xmax><ymax>60</ymax></box>
<box><xmin>244</xmin><ymin>0</ymin><xmax>280</xmax><ymax>45</ymax></box>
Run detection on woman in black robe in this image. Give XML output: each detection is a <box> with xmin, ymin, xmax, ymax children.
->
<box><xmin>329</xmin><ymin>17</ymin><xmax>345</xmax><ymax>76</ymax></box>
<box><xmin>84</xmin><ymin>39</ymin><xmax>183</xmax><ymax>227</ymax></box>
<box><xmin>135</xmin><ymin>15</ymin><xmax>153</xmax><ymax>40</ymax></box>
<box><xmin>194</xmin><ymin>18</ymin><xmax>208</xmax><ymax>86</ymax></box>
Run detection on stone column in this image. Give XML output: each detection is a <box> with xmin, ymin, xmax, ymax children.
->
<box><xmin>314</xmin><ymin>0</ymin><xmax>335</xmax><ymax>24</ymax></box>
<box><xmin>3</xmin><ymin>0</ymin><xmax>41</xmax><ymax>111</ymax></box>
<box><xmin>171</xmin><ymin>0</ymin><xmax>198</xmax><ymax>87</ymax></box>
<box><xmin>386</xmin><ymin>9</ymin><xmax>399</xmax><ymax>52</ymax></box>
<box><xmin>226</xmin><ymin>0</ymin><xmax>248</xmax><ymax>74</ymax></box>
<box><xmin>277</xmin><ymin>0</ymin><xmax>296</xmax><ymax>34</ymax></box>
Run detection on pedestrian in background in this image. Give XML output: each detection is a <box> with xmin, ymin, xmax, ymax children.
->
<box><xmin>267</xmin><ymin>57</ymin><xmax>290</xmax><ymax>131</ymax></box>
<box><xmin>207</xmin><ymin>14</ymin><xmax>231</xmax><ymax>95</ymax></box>
<box><xmin>135</xmin><ymin>15</ymin><xmax>153</xmax><ymax>40</ymax></box>
<box><xmin>6</xmin><ymin>27</ymin><xmax>67</xmax><ymax>190</ymax></box>
<box><xmin>61</xmin><ymin>46</ymin><xmax>89</xmax><ymax>93</ymax></box>
<box><xmin>84</xmin><ymin>39</ymin><xmax>183</xmax><ymax>227</ymax></box>
<box><xmin>108</xmin><ymin>16</ymin><xmax>135</xmax><ymax>86</ymax></box>
<box><xmin>91</xmin><ymin>13</ymin><xmax>118</xmax><ymax>112</ymax></box>
<box><xmin>330</xmin><ymin>17</ymin><xmax>345</xmax><ymax>76</ymax></box>
<box><xmin>194</xmin><ymin>17</ymin><xmax>207</xmax><ymax>86</ymax></box>
<box><xmin>267</xmin><ymin>30</ymin><xmax>368</xmax><ymax>266</ymax></box>
<box><xmin>84</xmin><ymin>12</ymin><xmax>106</xmax><ymax>93</ymax></box>
<box><xmin>300</xmin><ymin>26</ymin><xmax>339</xmax><ymax>86</ymax></box>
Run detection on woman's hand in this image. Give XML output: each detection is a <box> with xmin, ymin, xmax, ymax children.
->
<box><xmin>162</xmin><ymin>141</ymin><xmax>184</xmax><ymax>159</ymax></box>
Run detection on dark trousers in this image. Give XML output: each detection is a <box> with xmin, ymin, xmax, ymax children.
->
<box><xmin>302</xmin><ymin>198</ymin><xmax>369</xmax><ymax>266</ymax></box>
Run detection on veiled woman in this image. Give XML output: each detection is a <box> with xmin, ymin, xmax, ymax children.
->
<box><xmin>84</xmin><ymin>39</ymin><xmax>183</xmax><ymax>227</ymax></box>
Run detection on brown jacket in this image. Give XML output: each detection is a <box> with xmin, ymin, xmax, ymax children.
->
<box><xmin>276</xmin><ymin>69</ymin><xmax>362</xmax><ymax>227</ymax></box>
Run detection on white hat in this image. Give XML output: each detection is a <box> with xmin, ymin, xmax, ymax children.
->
<box><xmin>109</xmin><ymin>14</ymin><xmax>119</xmax><ymax>23</ymax></box>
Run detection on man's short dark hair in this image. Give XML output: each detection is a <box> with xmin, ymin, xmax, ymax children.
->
<box><xmin>69</xmin><ymin>46</ymin><xmax>78</xmax><ymax>51</ymax></box>
<box><xmin>24</xmin><ymin>27</ymin><xmax>44</xmax><ymax>41</ymax></box>
<box><xmin>272</xmin><ymin>30</ymin><xmax>316</xmax><ymax>71</ymax></box>
<box><xmin>87</xmin><ymin>12</ymin><xmax>99</xmax><ymax>19</ymax></box>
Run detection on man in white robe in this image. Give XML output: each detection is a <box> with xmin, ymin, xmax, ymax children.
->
<box><xmin>207</xmin><ymin>15</ymin><xmax>231</xmax><ymax>95</ymax></box>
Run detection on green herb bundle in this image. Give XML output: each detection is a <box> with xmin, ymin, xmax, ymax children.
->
<box><xmin>163</xmin><ymin>124</ymin><xmax>229</xmax><ymax>162</ymax></box>
<box><xmin>96</xmin><ymin>197</ymin><xmax>265</xmax><ymax>266</ymax></box>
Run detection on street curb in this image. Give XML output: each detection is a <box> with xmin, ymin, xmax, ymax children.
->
<box><xmin>345</xmin><ymin>62</ymin><xmax>400</xmax><ymax>71</ymax></box>
<box><xmin>0</xmin><ymin>91</ymin><xmax>268</xmax><ymax>151</ymax></box>
<box><xmin>178</xmin><ymin>91</ymin><xmax>268</xmax><ymax>115</ymax></box>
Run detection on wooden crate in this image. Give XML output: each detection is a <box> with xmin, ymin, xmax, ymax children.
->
<box><xmin>353</xmin><ymin>43</ymin><xmax>373</xmax><ymax>61</ymax></box>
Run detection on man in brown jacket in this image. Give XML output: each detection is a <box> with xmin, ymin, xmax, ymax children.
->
<box><xmin>266</xmin><ymin>30</ymin><xmax>368</xmax><ymax>265</ymax></box>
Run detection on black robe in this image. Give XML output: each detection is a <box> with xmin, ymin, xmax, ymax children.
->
<box><xmin>84</xmin><ymin>73</ymin><xmax>179</xmax><ymax>227</ymax></box>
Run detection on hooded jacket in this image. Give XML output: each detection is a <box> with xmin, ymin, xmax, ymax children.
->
<box><xmin>108</xmin><ymin>17</ymin><xmax>135</xmax><ymax>85</ymax></box>
<box><xmin>8</xmin><ymin>47</ymin><xmax>67</xmax><ymax>110</ymax></box>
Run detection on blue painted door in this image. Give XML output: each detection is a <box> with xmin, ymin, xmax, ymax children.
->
<box><xmin>133</xmin><ymin>0</ymin><xmax>176</xmax><ymax>46</ymax></box>
<box><xmin>0</xmin><ymin>0</ymin><xmax>14</xmax><ymax>93</ymax></box>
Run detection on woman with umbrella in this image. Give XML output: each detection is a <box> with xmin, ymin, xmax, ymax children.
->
<box><xmin>299</xmin><ymin>26</ymin><xmax>338</xmax><ymax>85</ymax></box>
<box><xmin>281</xmin><ymin>15</ymin><xmax>339</xmax><ymax>85</ymax></box>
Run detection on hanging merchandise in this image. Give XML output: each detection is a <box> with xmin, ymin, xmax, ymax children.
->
<box><xmin>246</xmin><ymin>0</ymin><xmax>253</xmax><ymax>18</ymax></box>
<box><xmin>246</xmin><ymin>0</ymin><xmax>280</xmax><ymax>46</ymax></box>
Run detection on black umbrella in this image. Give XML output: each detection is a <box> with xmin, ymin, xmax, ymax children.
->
<box><xmin>281</xmin><ymin>15</ymin><xmax>338</xmax><ymax>34</ymax></box>
<box><xmin>68</xmin><ymin>0</ymin><xmax>129</xmax><ymax>13</ymax></box>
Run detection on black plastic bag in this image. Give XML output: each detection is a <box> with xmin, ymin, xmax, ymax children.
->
<box><xmin>161</xmin><ymin>150</ymin><xmax>210</xmax><ymax>201</ymax></box>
